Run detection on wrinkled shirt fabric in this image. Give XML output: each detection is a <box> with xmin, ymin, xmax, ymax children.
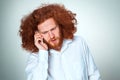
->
<box><xmin>25</xmin><ymin>36</ymin><xmax>101</xmax><ymax>80</ymax></box>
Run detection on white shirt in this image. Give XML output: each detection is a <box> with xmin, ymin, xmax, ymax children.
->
<box><xmin>25</xmin><ymin>36</ymin><xmax>101</xmax><ymax>80</ymax></box>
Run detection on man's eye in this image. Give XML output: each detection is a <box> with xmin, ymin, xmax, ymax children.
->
<box><xmin>42</xmin><ymin>31</ymin><xmax>48</xmax><ymax>34</ymax></box>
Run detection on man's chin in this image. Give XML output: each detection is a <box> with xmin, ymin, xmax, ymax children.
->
<box><xmin>48</xmin><ymin>42</ymin><xmax>62</xmax><ymax>50</ymax></box>
<box><xmin>46</xmin><ymin>38</ymin><xmax>63</xmax><ymax>50</ymax></box>
<box><xmin>48</xmin><ymin>44</ymin><xmax>58</xmax><ymax>49</ymax></box>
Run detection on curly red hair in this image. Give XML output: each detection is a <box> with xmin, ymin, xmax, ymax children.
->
<box><xmin>19</xmin><ymin>4</ymin><xmax>77</xmax><ymax>53</ymax></box>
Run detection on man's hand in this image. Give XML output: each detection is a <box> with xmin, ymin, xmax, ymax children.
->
<box><xmin>34</xmin><ymin>31</ymin><xmax>48</xmax><ymax>50</ymax></box>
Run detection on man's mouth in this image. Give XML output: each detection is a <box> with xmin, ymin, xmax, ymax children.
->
<box><xmin>50</xmin><ymin>38</ymin><xmax>57</xmax><ymax>43</ymax></box>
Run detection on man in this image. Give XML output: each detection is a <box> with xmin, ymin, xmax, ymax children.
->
<box><xmin>19</xmin><ymin>3</ymin><xmax>101</xmax><ymax>80</ymax></box>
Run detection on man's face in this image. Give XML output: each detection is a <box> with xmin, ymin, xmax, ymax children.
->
<box><xmin>37</xmin><ymin>18</ymin><xmax>63</xmax><ymax>50</ymax></box>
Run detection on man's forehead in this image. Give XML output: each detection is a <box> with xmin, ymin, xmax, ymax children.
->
<box><xmin>37</xmin><ymin>18</ymin><xmax>57</xmax><ymax>32</ymax></box>
<box><xmin>39</xmin><ymin>25</ymin><xmax>57</xmax><ymax>32</ymax></box>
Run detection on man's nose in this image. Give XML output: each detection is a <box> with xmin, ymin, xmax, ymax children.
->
<box><xmin>48</xmin><ymin>31</ymin><xmax>54</xmax><ymax>38</ymax></box>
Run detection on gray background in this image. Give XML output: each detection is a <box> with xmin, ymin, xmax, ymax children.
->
<box><xmin>0</xmin><ymin>0</ymin><xmax>120</xmax><ymax>80</ymax></box>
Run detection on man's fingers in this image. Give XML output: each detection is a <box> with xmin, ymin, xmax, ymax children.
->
<box><xmin>34</xmin><ymin>31</ymin><xmax>42</xmax><ymax>42</ymax></box>
<box><xmin>34</xmin><ymin>31</ymin><xmax>48</xmax><ymax>50</ymax></box>
<box><xmin>34</xmin><ymin>32</ymin><xmax>44</xmax><ymax>46</ymax></box>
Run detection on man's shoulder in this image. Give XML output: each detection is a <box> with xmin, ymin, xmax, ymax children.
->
<box><xmin>63</xmin><ymin>36</ymin><xmax>87</xmax><ymax>46</ymax></box>
<box><xmin>73</xmin><ymin>35</ymin><xmax>88</xmax><ymax>45</ymax></box>
<box><xmin>73</xmin><ymin>35</ymin><xmax>85</xmax><ymax>41</ymax></box>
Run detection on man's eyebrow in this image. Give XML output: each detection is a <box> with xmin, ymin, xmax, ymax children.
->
<box><xmin>41</xmin><ymin>25</ymin><xmax>58</xmax><ymax>33</ymax></box>
<box><xmin>41</xmin><ymin>31</ymin><xmax>48</xmax><ymax>34</ymax></box>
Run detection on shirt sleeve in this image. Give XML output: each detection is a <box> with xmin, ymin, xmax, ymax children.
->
<box><xmin>82</xmin><ymin>38</ymin><xmax>101</xmax><ymax>80</ymax></box>
<box><xmin>87</xmin><ymin>50</ymin><xmax>101</xmax><ymax>80</ymax></box>
<box><xmin>25</xmin><ymin>50</ymin><xmax>49</xmax><ymax>80</ymax></box>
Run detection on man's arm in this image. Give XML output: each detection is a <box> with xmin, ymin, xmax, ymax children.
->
<box><xmin>87</xmin><ymin>50</ymin><xmax>101</xmax><ymax>80</ymax></box>
<box><xmin>25</xmin><ymin>50</ymin><xmax>48</xmax><ymax>80</ymax></box>
<box><xmin>82</xmin><ymin>38</ymin><xmax>101</xmax><ymax>80</ymax></box>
